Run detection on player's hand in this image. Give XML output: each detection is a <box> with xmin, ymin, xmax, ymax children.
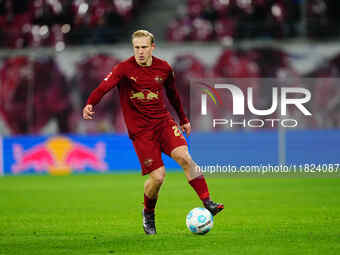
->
<box><xmin>181</xmin><ymin>122</ymin><xmax>191</xmax><ymax>136</ymax></box>
<box><xmin>83</xmin><ymin>104</ymin><xmax>95</xmax><ymax>120</ymax></box>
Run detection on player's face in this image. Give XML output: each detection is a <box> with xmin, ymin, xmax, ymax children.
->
<box><xmin>132</xmin><ymin>36</ymin><xmax>155</xmax><ymax>66</ymax></box>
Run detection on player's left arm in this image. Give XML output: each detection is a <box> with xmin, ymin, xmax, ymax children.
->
<box><xmin>164</xmin><ymin>67</ymin><xmax>191</xmax><ymax>135</ymax></box>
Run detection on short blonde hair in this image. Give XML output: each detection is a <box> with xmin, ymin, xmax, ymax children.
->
<box><xmin>131</xmin><ymin>30</ymin><xmax>154</xmax><ymax>44</ymax></box>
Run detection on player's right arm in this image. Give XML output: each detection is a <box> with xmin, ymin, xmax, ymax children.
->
<box><xmin>82</xmin><ymin>63</ymin><xmax>124</xmax><ymax>120</ymax></box>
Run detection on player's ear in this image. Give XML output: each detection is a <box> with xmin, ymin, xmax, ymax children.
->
<box><xmin>151</xmin><ymin>43</ymin><xmax>155</xmax><ymax>50</ymax></box>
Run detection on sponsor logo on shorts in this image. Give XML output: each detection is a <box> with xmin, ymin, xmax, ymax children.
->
<box><xmin>144</xmin><ymin>158</ymin><xmax>153</xmax><ymax>167</ymax></box>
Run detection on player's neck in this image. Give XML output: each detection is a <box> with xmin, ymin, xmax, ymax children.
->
<box><xmin>137</xmin><ymin>56</ymin><xmax>153</xmax><ymax>67</ymax></box>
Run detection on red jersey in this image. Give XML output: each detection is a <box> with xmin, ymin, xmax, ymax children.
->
<box><xmin>87</xmin><ymin>56</ymin><xmax>189</xmax><ymax>138</ymax></box>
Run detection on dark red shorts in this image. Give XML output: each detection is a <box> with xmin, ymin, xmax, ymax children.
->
<box><xmin>132</xmin><ymin>118</ymin><xmax>187</xmax><ymax>175</ymax></box>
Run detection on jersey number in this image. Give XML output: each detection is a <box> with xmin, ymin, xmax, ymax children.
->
<box><xmin>172</xmin><ymin>125</ymin><xmax>181</xmax><ymax>137</ymax></box>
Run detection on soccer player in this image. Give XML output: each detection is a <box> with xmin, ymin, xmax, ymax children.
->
<box><xmin>83</xmin><ymin>30</ymin><xmax>224</xmax><ymax>235</ymax></box>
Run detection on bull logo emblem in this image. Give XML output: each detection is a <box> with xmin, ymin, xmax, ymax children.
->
<box><xmin>146</xmin><ymin>91</ymin><xmax>158</xmax><ymax>100</ymax></box>
<box><xmin>130</xmin><ymin>90</ymin><xmax>159</xmax><ymax>101</ymax></box>
<box><xmin>130</xmin><ymin>91</ymin><xmax>145</xmax><ymax>100</ymax></box>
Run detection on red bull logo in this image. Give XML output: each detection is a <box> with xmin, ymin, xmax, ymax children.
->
<box><xmin>129</xmin><ymin>89</ymin><xmax>159</xmax><ymax>101</ymax></box>
<box><xmin>12</xmin><ymin>136</ymin><xmax>107</xmax><ymax>175</ymax></box>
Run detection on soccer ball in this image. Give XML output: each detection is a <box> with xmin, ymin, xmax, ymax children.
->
<box><xmin>186</xmin><ymin>207</ymin><xmax>213</xmax><ymax>235</ymax></box>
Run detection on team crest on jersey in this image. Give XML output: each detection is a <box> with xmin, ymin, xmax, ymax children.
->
<box><xmin>154</xmin><ymin>76</ymin><xmax>163</xmax><ymax>83</ymax></box>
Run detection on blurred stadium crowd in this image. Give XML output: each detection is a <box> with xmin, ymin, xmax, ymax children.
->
<box><xmin>167</xmin><ymin>0</ymin><xmax>340</xmax><ymax>42</ymax></box>
<box><xmin>1</xmin><ymin>0</ymin><xmax>340</xmax><ymax>49</ymax></box>
<box><xmin>0</xmin><ymin>0</ymin><xmax>340</xmax><ymax>135</ymax></box>
<box><xmin>0</xmin><ymin>0</ymin><xmax>141</xmax><ymax>49</ymax></box>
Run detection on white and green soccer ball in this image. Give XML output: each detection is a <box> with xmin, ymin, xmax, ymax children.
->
<box><xmin>186</xmin><ymin>207</ymin><xmax>213</xmax><ymax>235</ymax></box>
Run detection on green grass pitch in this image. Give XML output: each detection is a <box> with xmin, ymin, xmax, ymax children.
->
<box><xmin>0</xmin><ymin>172</ymin><xmax>339</xmax><ymax>255</ymax></box>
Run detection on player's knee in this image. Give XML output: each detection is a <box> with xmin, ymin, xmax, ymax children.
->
<box><xmin>151</xmin><ymin>171</ymin><xmax>166</xmax><ymax>185</ymax></box>
<box><xmin>152</xmin><ymin>175</ymin><xmax>165</xmax><ymax>186</ymax></box>
<box><xmin>173</xmin><ymin>153</ymin><xmax>192</xmax><ymax>168</ymax></box>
